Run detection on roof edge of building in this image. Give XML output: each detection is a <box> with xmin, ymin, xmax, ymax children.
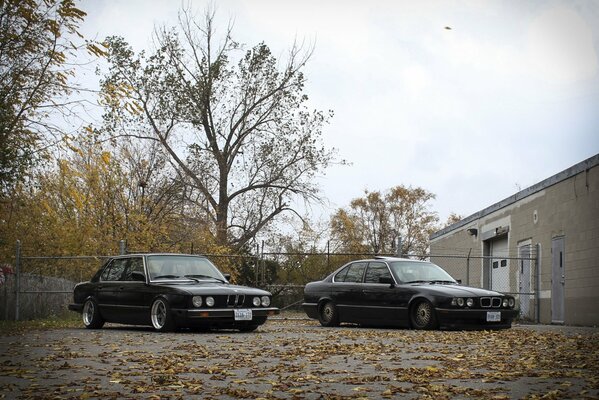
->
<box><xmin>430</xmin><ymin>153</ymin><xmax>599</xmax><ymax>241</ymax></box>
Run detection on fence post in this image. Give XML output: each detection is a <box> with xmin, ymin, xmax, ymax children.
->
<box><xmin>395</xmin><ymin>236</ymin><xmax>403</xmax><ymax>257</ymax></box>
<box><xmin>15</xmin><ymin>240</ymin><xmax>21</xmax><ymax>321</ymax></box>
<box><xmin>119</xmin><ymin>240</ymin><xmax>127</xmax><ymax>255</ymax></box>
<box><xmin>326</xmin><ymin>240</ymin><xmax>330</xmax><ymax>272</ymax></box>
<box><xmin>261</xmin><ymin>240</ymin><xmax>265</xmax><ymax>285</ymax></box>
<box><xmin>535</xmin><ymin>244</ymin><xmax>540</xmax><ymax>323</ymax></box>
<box><xmin>255</xmin><ymin>244</ymin><xmax>260</xmax><ymax>286</ymax></box>
<box><xmin>466</xmin><ymin>248</ymin><xmax>471</xmax><ymax>286</ymax></box>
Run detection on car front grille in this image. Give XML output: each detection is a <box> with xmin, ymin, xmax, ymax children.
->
<box><xmin>480</xmin><ymin>297</ymin><xmax>502</xmax><ymax>308</ymax></box>
<box><xmin>227</xmin><ymin>294</ymin><xmax>246</xmax><ymax>308</ymax></box>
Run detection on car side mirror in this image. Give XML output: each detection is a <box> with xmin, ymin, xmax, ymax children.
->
<box><xmin>456</xmin><ymin>279</ymin><xmax>462</xmax><ymax>284</ymax></box>
<box><xmin>223</xmin><ymin>273</ymin><xmax>231</xmax><ymax>282</ymax></box>
<box><xmin>379</xmin><ymin>276</ymin><xmax>395</xmax><ymax>286</ymax></box>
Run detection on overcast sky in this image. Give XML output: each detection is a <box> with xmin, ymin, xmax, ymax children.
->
<box><xmin>80</xmin><ymin>0</ymin><xmax>599</xmax><ymax>223</ymax></box>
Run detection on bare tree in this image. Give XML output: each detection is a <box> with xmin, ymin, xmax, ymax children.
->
<box><xmin>100</xmin><ymin>7</ymin><xmax>336</xmax><ymax>250</ymax></box>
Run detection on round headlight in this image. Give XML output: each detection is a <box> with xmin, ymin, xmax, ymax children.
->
<box><xmin>206</xmin><ymin>296</ymin><xmax>215</xmax><ymax>307</ymax></box>
<box><xmin>466</xmin><ymin>298</ymin><xmax>474</xmax><ymax>307</ymax></box>
<box><xmin>502</xmin><ymin>298</ymin><xmax>509</xmax><ymax>308</ymax></box>
<box><xmin>253</xmin><ymin>297</ymin><xmax>261</xmax><ymax>307</ymax></box>
<box><xmin>261</xmin><ymin>296</ymin><xmax>271</xmax><ymax>307</ymax></box>
<box><xmin>508</xmin><ymin>298</ymin><xmax>515</xmax><ymax>308</ymax></box>
<box><xmin>457</xmin><ymin>298</ymin><xmax>464</xmax><ymax>307</ymax></box>
<box><xmin>192</xmin><ymin>296</ymin><xmax>202</xmax><ymax>308</ymax></box>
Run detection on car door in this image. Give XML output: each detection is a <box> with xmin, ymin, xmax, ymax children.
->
<box><xmin>117</xmin><ymin>256</ymin><xmax>151</xmax><ymax>324</ymax></box>
<box><xmin>332</xmin><ymin>262</ymin><xmax>367</xmax><ymax>323</ymax></box>
<box><xmin>96</xmin><ymin>257</ymin><xmax>128</xmax><ymax>322</ymax></box>
<box><xmin>360</xmin><ymin>262</ymin><xmax>399</xmax><ymax>324</ymax></box>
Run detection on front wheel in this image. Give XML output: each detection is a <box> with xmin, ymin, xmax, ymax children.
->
<box><xmin>151</xmin><ymin>298</ymin><xmax>176</xmax><ymax>332</ymax></box>
<box><xmin>318</xmin><ymin>301</ymin><xmax>340</xmax><ymax>327</ymax></box>
<box><xmin>82</xmin><ymin>299</ymin><xmax>104</xmax><ymax>329</ymax></box>
<box><xmin>410</xmin><ymin>300</ymin><xmax>438</xmax><ymax>330</ymax></box>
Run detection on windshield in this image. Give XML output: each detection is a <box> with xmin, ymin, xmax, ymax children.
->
<box><xmin>147</xmin><ymin>255</ymin><xmax>225</xmax><ymax>282</ymax></box>
<box><xmin>388</xmin><ymin>261</ymin><xmax>456</xmax><ymax>283</ymax></box>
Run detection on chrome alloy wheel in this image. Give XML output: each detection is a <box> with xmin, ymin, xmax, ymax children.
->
<box><xmin>414</xmin><ymin>301</ymin><xmax>433</xmax><ymax>327</ymax></box>
<box><xmin>151</xmin><ymin>299</ymin><xmax>167</xmax><ymax>329</ymax></box>
<box><xmin>321</xmin><ymin>303</ymin><xmax>335</xmax><ymax>323</ymax></box>
<box><xmin>82</xmin><ymin>300</ymin><xmax>95</xmax><ymax>326</ymax></box>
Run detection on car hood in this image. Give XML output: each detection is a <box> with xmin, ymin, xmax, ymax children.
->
<box><xmin>152</xmin><ymin>281</ymin><xmax>271</xmax><ymax>296</ymax></box>
<box><xmin>407</xmin><ymin>283</ymin><xmax>508</xmax><ymax>297</ymax></box>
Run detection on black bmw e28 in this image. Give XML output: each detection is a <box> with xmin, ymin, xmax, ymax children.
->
<box><xmin>303</xmin><ymin>257</ymin><xmax>518</xmax><ymax>330</ymax></box>
<box><xmin>69</xmin><ymin>253</ymin><xmax>279</xmax><ymax>332</ymax></box>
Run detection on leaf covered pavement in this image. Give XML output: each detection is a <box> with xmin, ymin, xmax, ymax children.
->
<box><xmin>1</xmin><ymin>320</ymin><xmax>598</xmax><ymax>399</ymax></box>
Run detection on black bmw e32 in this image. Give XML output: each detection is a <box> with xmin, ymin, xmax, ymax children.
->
<box><xmin>68</xmin><ymin>253</ymin><xmax>279</xmax><ymax>332</ymax></box>
<box><xmin>303</xmin><ymin>257</ymin><xmax>518</xmax><ymax>330</ymax></box>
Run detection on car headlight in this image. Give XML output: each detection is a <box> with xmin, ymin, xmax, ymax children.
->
<box><xmin>205</xmin><ymin>296</ymin><xmax>215</xmax><ymax>307</ymax></box>
<box><xmin>253</xmin><ymin>297</ymin><xmax>261</xmax><ymax>307</ymax></box>
<box><xmin>192</xmin><ymin>296</ymin><xmax>203</xmax><ymax>308</ymax></box>
<box><xmin>261</xmin><ymin>296</ymin><xmax>271</xmax><ymax>307</ymax></box>
<box><xmin>466</xmin><ymin>298</ymin><xmax>474</xmax><ymax>307</ymax></box>
<box><xmin>508</xmin><ymin>298</ymin><xmax>515</xmax><ymax>308</ymax></box>
<box><xmin>457</xmin><ymin>298</ymin><xmax>464</xmax><ymax>307</ymax></box>
<box><xmin>502</xmin><ymin>298</ymin><xmax>509</xmax><ymax>308</ymax></box>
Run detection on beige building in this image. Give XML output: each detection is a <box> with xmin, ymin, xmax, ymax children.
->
<box><xmin>430</xmin><ymin>154</ymin><xmax>599</xmax><ymax>326</ymax></box>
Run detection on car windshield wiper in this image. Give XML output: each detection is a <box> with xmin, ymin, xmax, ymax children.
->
<box><xmin>184</xmin><ymin>274</ymin><xmax>226</xmax><ymax>283</ymax></box>
<box><xmin>430</xmin><ymin>280</ymin><xmax>457</xmax><ymax>285</ymax></box>
<box><xmin>404</xmin><ymin>280</ymin><xmax>432</xmax><ymax>284</ymax></box>
<box><xmin>152</xmin><ymin>274</ymin><xmax>180</xmax><ymax>280</ymax></box>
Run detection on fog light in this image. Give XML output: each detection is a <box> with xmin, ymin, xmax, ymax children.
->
<box><xmin>253</xmin><ymin>297</ymin><xmax>261</xmax><ymax>307</ymax></box>
<box><xmin>466</xmin><ymin>298</ymin><xmax>474</xmax><ymax>307</ymax></box>
<box><xmin>192</xmin><ymin>296</ymin><xmax>202</xmax><ymax>308</ymax></box>
<box><xmin>206</xmin><ymin>296</ymin><xmax>215</xmax><ymax>307</ymax></box>
<box><xmin>261</xmin><ymin>296</ymin><xmax>271</xmax><ymax>307</ymax></box>
<box><xmin>502</xmin><ymin>298</ymin><xmax>509</xmax><ymax>308</ymax></box>
<box><xmin>457</xmin><ymin>298</ymin><xmax>464</xmax><ymax>307</ymax></box>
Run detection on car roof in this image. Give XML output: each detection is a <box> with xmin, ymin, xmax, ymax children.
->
<box><xmin>370</xmin><ymin>256</ymin><xmax>431</xmax><ymax>263</ymax></box>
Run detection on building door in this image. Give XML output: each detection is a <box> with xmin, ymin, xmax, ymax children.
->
<box><xmin>490</xmin><ymin>237</ymin><xmax>510</xmax><ymax>292</ymax></box>
<box><xmin>518</xmin><ymin>244</ymin><xmax>532</xmax><ymax>320</ymax></box>
<box><xmin>551</xmin><ymin>237</ymin><xmax>565</xmax><ymax>324</ymax></box>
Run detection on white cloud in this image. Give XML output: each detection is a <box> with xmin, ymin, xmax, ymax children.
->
<box><xmin>527</xmin><ymin>5</ymin><xmax>598</xmax><ymax>83</ymax></box>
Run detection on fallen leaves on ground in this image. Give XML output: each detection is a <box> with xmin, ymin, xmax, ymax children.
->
<box><xmin>0</xmin><ymin>322</ymin><xmax>598</xmax><ymax>399</ymax></box>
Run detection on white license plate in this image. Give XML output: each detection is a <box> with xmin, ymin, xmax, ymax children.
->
<box><xmin>486</xmin><ymin>311</ymin><xmax>501</xmax><ymax>322</ymax></box>
<box><xmin>234</xmin><ymin>309</ymin><xmax>253</xmax><ymax>321</ymax></box>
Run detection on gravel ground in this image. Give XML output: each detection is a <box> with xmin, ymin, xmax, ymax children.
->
<box><xmin>1</xmin><ymin>319</ymin><xmax>598</xmax><ymax>399</ymax></box>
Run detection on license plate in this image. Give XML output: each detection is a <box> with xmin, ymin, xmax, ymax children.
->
<box><xmin>234</xmin><ymin>309</ymin><xmax>252</xmax><ymax>321</ymax></box>
<box><xmin>486</xmin><ymin>311</ymin><xmax>501</xmax><ymax>322</ymax></box>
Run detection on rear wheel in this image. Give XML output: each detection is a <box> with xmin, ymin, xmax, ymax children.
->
<box><xmin>318</xmin><ymin>301</ymin><xmax>340</xmax><ymax>327</ymax></box>
<box><xmin>82</xmin><ymin>299</ymin><xmax>104</xmax><ymax>329</ymax></box>
<box><xmin>410</xmin><ymin>300</ymin><xmax>438</xmax><ymax>330</ymax></box>
<box><xmin>151</xmin><ymin>298</ymin><xmax>176</xmax><ymax>332</ymax></box>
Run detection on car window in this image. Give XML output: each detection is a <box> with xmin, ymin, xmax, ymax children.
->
<box><xmin>122</xmin><ymin>257</ymin><xmax>145</xmax><ymax>281</ymax></box>
<box><xmin>100</xmin><ymin>259</ymin><xmax>128</xmax><ymax>281</ymax></box>
<box><xmin>342</xmin><ymin>262</ymin><xmax>367</xmax><ymax>283</ymax></box>
<box><xmin>334</xmin><ymin>265</ymin><xmax>350</xmax><ymax>282</ymax></box>
<box><xmin>146</xmin><ymin>255</ymin><xmax>225</xmax><ymax>281</ymax></box>
<box><xmin>364</xmin><ymin>262</ymin><xmax>393</xmax><ymax>283</ymax></box>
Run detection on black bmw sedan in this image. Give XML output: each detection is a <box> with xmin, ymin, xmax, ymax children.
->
<box><xmin>68</xmin><ymin>253</ymin><xmax>279</xmax><ymax>332</ymax></box>
<box><xmin>303</xmin><ymin>257</ymin><xmax>518</xmax><ymax>330</ymax></box>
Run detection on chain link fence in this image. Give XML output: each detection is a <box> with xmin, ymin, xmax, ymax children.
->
<box><xmin>1</xmin><ymin>241</ymin><xmax>537</xmax><ymax>322</ymax></box>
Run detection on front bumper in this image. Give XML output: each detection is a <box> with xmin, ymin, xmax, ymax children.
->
<box><xmin>436</xmin><ymin>308</ymin><xmax>519</xmax><ymax>330</ymax></box>
<box><xmin>173</xmin><ymin>307</ymin><xmax>280</xmax><ymax>326</ymax></box>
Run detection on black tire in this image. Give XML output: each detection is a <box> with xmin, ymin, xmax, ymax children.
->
<box><xmin>410</xmin><ymin>299</ymin><xmax>438</xmax><ymax>330</ymax></box>
<box><xmin>82</xmin><ymin>299</ymin><xmax>104</xmax><ymax>329</ymax></box>
<box><xmin>318</xmin><ymin>301</ymin><xmax>340</xmax><ymax>327</ymax></box>
<box><xmin>150</xmin><ymin>298</ymin><xmax>176</xmax><ymax>332</ymax></box>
